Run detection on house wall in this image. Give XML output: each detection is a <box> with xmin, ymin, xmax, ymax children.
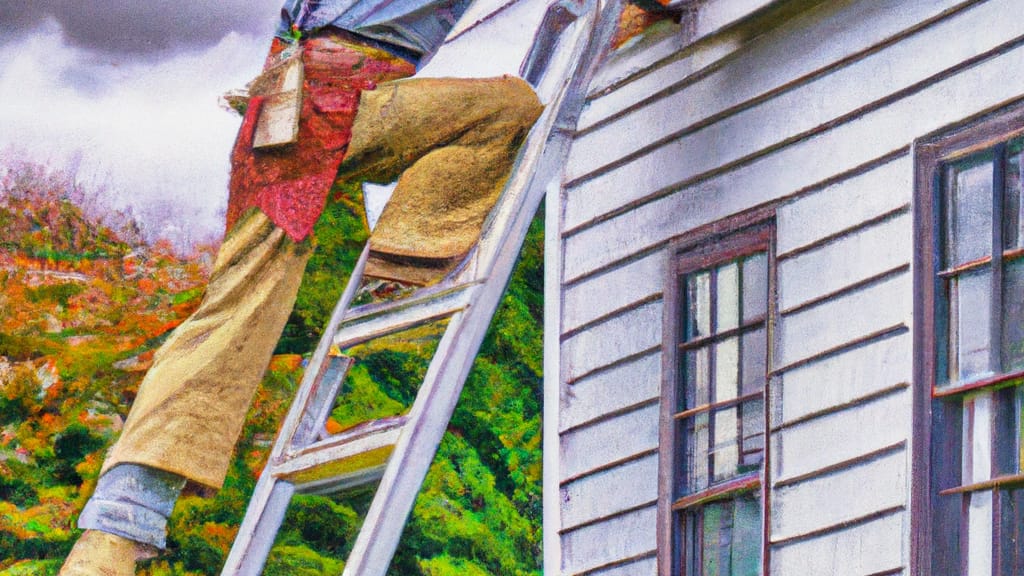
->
<box><xmin>552</xmin><ymin>0</ymin><xmax>1024</xmax><ymax>573</ymax></box>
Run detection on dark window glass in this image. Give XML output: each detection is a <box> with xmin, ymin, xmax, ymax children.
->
<box><xmin>669</xmin><ymin>228</ymin><xmax>770</xmax><ymax>575</ymax></box>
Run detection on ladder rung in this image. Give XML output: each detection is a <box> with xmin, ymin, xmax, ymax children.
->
<box><xmin>333</xmin><ymin>280</ymin><xmax>483</xmax><ymax>348</ymax></box>
<box><xmin>272</xmin><ymin>416</ymin><xmax>406</xmax><ymax>489</ymax></box>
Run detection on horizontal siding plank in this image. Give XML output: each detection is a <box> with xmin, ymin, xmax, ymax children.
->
<box><xmin>561</xmin><ymin>505</ymin><xmax>657</xmax><ymax>575</ymax></box>
<box><xmin>776</xmin><ymin>155</ymin><xmax>911</xmax><ymax>256</ymax></box>
<box><xmin>562</xmin><ymin>300</ymin><xmax>662</xmax><ymax>382</ymax></box>
<box><xmin>770</xmin><ymin>510</ymin><xmax>904</xmax><ymax>576</ymax></box>
<box><xmin>560</xmin><ymin>454</ymin><xmax>658</xmax><ymax>530</ymax></box>
<box><xmin>777</xmin><ymin>211</ymin><xmax>912</xmax><ymax>312</ymax></box>
<box><xmin>562</xmin><ymin>252</ymin><xmax>665</xmax><ymax>333</ymax></box>
<box><xmin>560</xmin><ymin>352</ymin><xmax>661</xmax><ymax>433</ymax></box>
<box><xmin>587</xmin><ymin>22</ymin><xmax>687</xmax><ymax>98</ymax></box>
<box><xmin>778</xmin><ymin>330</ymin><xmax>911</xmax><ymax>425</ymax></box>
<box><xmin>562</xmin><ymin>37</ymin><xmax>1024</xmax><ymax>282</ymax></box>
<box><xmin>773</xmin><ymin>388</ymin><xmax>910</xmax><ymax>483</ymax></box>
<box><xmin>560</xmin><ymin>403</ymin><xmax>659</xmax><ymax>481</ymax></box>
<box><xmin>777</xmin><ymin>272</ymin><xmax>910</xmax><ymax>369</ymax></box>
<box><xmin>566</xmin><ymin>0</ymin><xmax>976</xmax><ymax>185</ymax></box>
<box><xmin>578</xmin><ymin>33</ymin><xmax>742</xmax><ymax>132</ymax></box>
<box><xmin>770</xmin><ymin>448</ymin><xmax>906</xmax><ymax>542</ymax></box>
<box><xmin>693</xmin><ymin>0</ymin><xmax>778</xmax><ymax>39</ymax></box>
<box><xmin>587</xmin><ymin>555</ymin><xmax>657</xmax><ymax>576</ymax></box>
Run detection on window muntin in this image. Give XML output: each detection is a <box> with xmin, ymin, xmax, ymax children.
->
<box><xmin>664</xmin><ymin>224</ymin><xmax>771</xmax><ymax>576</ymax></box>
<box><xmin>920</xmin><ymin>122</ymin><xmax>1024</xmax><ymax>576</ymax></box>
<box><xmin>938</xmin><ymin>138</ymin><xmax>1024</xmax><ymax>392</ymax></box>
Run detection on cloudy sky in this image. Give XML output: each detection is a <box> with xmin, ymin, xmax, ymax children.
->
<box><xmin>0</xmin><ymin>1</ymin><xmax>284</xmax><ymax>247</ymax></box>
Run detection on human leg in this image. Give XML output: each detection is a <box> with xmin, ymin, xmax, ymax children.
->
<box><xmin>337</xmin><ymin>75</ymin><xmax>543</xmax><ymax>284</ymax></box>
<box><xmin>100</xmin><ymin>210</ymin><xmax>313</xmax><ymax>489</ymax></box>
<box><xmin>59</xmin><ymin>211</ymin><xmax>311</xmax><ymax>573</ymax></box>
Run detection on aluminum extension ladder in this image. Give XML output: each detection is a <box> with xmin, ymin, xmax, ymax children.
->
<box><xmin>221</xmin><ymin>0</ymin><xmax>624</xmax><ymax>573</ymax></box>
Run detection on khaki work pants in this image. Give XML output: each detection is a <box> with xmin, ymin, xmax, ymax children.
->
<box><xmin>102</xmin><ymin>75</ymin><xmax>542</xmax><ymax>488</ymax></box>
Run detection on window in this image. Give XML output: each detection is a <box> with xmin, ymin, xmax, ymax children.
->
<box><xmin>915</xmin><ymin>106</ymin><xmax>1024</xmax><ymax>576</ymax></box>
<box><xmin>659</xmin><ymin>221</ymin><xmax>772</xmax><ymax>576</ymax></box>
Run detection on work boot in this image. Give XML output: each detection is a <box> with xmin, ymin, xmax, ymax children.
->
<box><xmin>58</xmin><ymin>530</ymin><xmax>139</xmax><ymax>576</ymax></box>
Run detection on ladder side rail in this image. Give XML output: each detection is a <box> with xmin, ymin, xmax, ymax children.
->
<box><xmin>276</xmin><ymin>243</ymin><xmax>371</xmax><ymax>454</ymax></box>
<box><xmin>340</xmin><ymin>3</ymin><xmax>622</xmax><ymax>572</ymax></box>
<box><xmin>220</xmin><ymin>244</ymin><xmax>370</xmax><ymax>575</ymax></box>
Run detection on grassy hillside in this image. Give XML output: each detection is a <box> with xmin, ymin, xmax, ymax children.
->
<box><xmin>0</xmin><ymin>166</ymin><xmax>544</xmax><ymax>575</ymax></box>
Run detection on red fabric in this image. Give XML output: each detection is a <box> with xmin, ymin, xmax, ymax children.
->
<box><xmin>226</xmin><ymin>36</ymin><xmax>416</xmax><ymax>242</ymax></box>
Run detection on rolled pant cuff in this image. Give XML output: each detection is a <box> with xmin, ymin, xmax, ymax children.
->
<box><xmin>77</xmin><ymin>463</ymin><xmax>185</xmax><ymax>549</ymax></box>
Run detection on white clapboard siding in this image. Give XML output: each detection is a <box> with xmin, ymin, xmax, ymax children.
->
<box><xmin>586</xmin><ymin>21</ymin><xmax>688</xmax><ymax>98</ymax></box>
<box><xmin>778</xmin><ymin>330</ymin><xmax>911</xmax><ymax>426</ymax></box>
<box><xmin>580</xmin><ymin>0</ymin><xmax>968</xmax><ymax>133</ymax></box>
<box><xmin>777</xmin><ymin>210</ymin><xmax>911</xmax><ymax>312</ymax></box>
<box><xmin>561</xmin><ymin>300</ymin><xmax>662</xmax><ymax>382</ymax></box>
<box><xmin>776</xmin><ymin>271</ymin><xmax>910</xmax><ymax>369</ymax></box>
<box><xmin>577</xmin><ymin>28</ymin><xmax>741</xmax><ymax>132</ymax></box>
<box><xmin>560</xmin><ymin>351</ymin><xmax>660</xmax><ymax>433</ymax></box>
<box><xmin>582</xmin><ymin>555</ymin><xmax>657</xmax><ymax>576</ymax></box>
<box><xmin>690</xmin><ymin>0</ymin><xmax>777</xmax><ymax>40</ymax></box>
<box><xmin>554</xmin><ymin>0</ymin><xmax>1024</xmax><ymax>573</ymax></box>
<box><xmin>560</xmin><ymin>453</ymin><xmax>658</xmax><ymax>530</ymax></box>
<box><xmin>775</xmin><ymin>154</ymin><xmax>911</xmax><ymax>256</ymax></box>
<box><xmin>567</xmin><ymin>0</ymin><xmax>990</xmax><ymax>186</ymax></box>
<box><xmin>772</xmin><ymin>389</ymin><xmax>909</xmax><ymax>484</ymax></box>
<box><xmin>770</xmin><ymin>511</ymin><xmax>904</xmax><ymax>576</ymax></box>
<box><xmin>564</xmin><ymin>35</ymin><xmax>1024</xmax><ymax>281</ymax></box>
<box><xmin>560</xmin><ymin>505</ymin><xmax>657</xmax><ymax>575</ymax></box>
<box><xmin>559</xmin><ymin>403</ymin><xmax>659</xmax><ymax>482</ymax></box>
<box><xmin>770</xmin><ymin>448</ymin><xmax>907</xmax><ymax>542</ymax></box>
<box><xmin>562</xmin><ymin>252</ymin><xmax>664</xmax><ymax>332</ymax></box>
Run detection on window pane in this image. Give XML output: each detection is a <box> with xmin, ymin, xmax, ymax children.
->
<box><xmin>1002</xmin><ymin>259</ymin><xmax>1024</xmax><ymax>373</ymax></box>
<box><xmin>1005</xmin><ymin>144</ymin><xmax>1022</xmax><ymax>251</ymax></box>
<box><xmin>715</xmin><ymin>337</ymin><xmax>739</xmax><ymax>403</ymax></box>
<box><xmin>684</xmin><ymin>346</ymin><xmax>712</xmax><ymax>411</ymax></box>
<box><xmin>992</xmin><ymin>387</ymin><xmax>1019</xmax><ymax>477</ymax></box>
<box><xmin>949</xmin><ymin>269</ymin><xmax>993</xmax><ymax>383</ymax></box>
<box><xmin>740</xmin><ymin>329</ymin><xmax>767</xmax><ymax>396</ymax></box>
<box><xmin>741</xmin><ymin>253</ymin><xmax>767</xmax><ymax>323</ymax></box>
<box><xmin>739</xmin><ymin>397</ymin><xmax>765</xmax><ymax>469</ymax></box>
<box><xmin>966</xmin><ymin>393</ymin><xmax>993</xmax><ymax>484</ymax></box>
<box><xmin>945</xmin><ymin>157</ymin><xmax>993</xmax><ymax>267</ymax></box>
<box><xmin>686</xmin><ymin>492</ymin><xmax>762</xmax><ymax>576</ymax></box>
<box><xmin>687</xmin><ymin>271</ymin><xmax>712</xmax><ymax>341</ymax></box>
<box><xmin>1019</xmin><ymin>387</ymin><xmax>1024</xmax><ymax>474</ymax></box>
<box><xmin>700</xmin><ymin>500</ymin><xmax>727</xmax><ymax>576</ymax></box>
<box><xmin>967</xmin><ymin>491</ymin><xmax>993</xmax><ymax>576</ymax></box>
<box><xmin>717</xmin><ymin>262</ymin><xmax>740</xmax><ymax>332</ymax></box>
<box><xmin>686</xmin><ymin>412</ymin><xmax>710</xmax><ymax>494</ymax></box>
<box><xmin>731</xmin><ymin>492</ymin><xmax>762</xmax><ymax>576</ymax></box>
<box><xmin>998</xmin><ymin>488</ymin><xmax>1024</xmax><ymax>576</ymax></box>
<box><xmin>712</xmin><ymin>407</ymin><xmax>739</xmax><ymax>483</ymax></box>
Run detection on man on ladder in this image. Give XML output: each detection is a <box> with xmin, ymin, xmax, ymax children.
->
<box><xmin>59</xmin><ymin>1</ymin><xmax>544</xmax><ymax>573</ymax></box>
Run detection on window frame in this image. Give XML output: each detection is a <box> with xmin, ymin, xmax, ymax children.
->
<box><xmin>912</xmin><ymin>101</ymin><xmax>1024</xmax><ymax>576</ymax></box>
<box><xmin>658</xmin><ymin>211</ymin><xmax>775</xmax><ymax>576</ymax></box>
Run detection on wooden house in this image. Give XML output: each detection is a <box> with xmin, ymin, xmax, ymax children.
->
<box><xmin>541</xmin><ymin>0</ymin><xmax>1024</xmax><ymax>574</ymax></box>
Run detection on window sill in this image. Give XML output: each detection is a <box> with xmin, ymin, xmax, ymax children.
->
<box><xmin>939</xmin><ymin>472</ymin><xmax>1024</xmax><ymax>496</ymax></box>
<box><xmin>672</xmin><ymin>474</ymin><xmax>760</xmax><ymax>511</ymax></box>
<box><xmin>932</xmin><ymin>369</ymin><xmax>1024</xmax><ymax>398</ymax></box>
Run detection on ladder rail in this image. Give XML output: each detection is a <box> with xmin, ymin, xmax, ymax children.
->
<box><xmin>340</xmin><ymin>0</ymin><xmax>623</xmax><ymax>572</ymax></box>
<box><xmin>220</xmin><ymin>245</ymin><xmax>370</xmax><ymax>574</ymax></box>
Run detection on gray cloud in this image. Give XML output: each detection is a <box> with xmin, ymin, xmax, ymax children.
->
<box><xmin>0</xmin><ymin>0</ymin><xmax>282</xmax><ymax>56</ymax></box>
